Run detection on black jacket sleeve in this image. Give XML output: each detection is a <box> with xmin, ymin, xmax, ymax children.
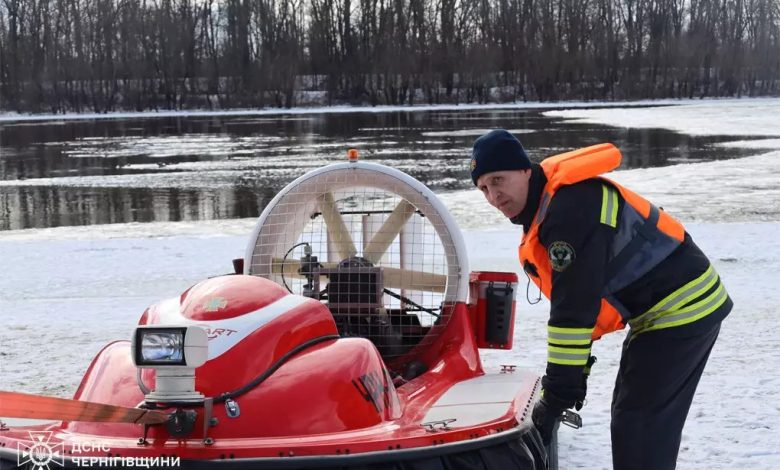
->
<box><xmin>537</xmin><ymin>179</ymin><xmax>615</xmax><ymax>406</ymax></box>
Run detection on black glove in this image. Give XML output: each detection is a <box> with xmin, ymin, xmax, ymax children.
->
<box><xmin>575</xmin><ymin>355</ymin><xmax>597</xmax><ymax>411</ymax></box>
<box><xmin>532</xmin><ymin>394</ymin><xmax>566</xmax><ymax>446</ymax></box>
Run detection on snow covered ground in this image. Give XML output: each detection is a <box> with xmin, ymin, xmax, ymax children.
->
<box><xmin>1</xmin><ymin>98</ymin><xmax>779</xmax><ymax>469</ymax></box>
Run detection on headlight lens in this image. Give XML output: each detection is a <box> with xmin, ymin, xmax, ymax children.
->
<box><xmin>136</xmin><ymin>328</ymin><xmax>186</xmax><ymax>365</ymax></box>
<box><xmin>142</xmin><ymin>332</ymin><xmax>183</xmax><ymax>362</ymax></box>
<box><xmin>133</xmin><ymin>325</ymin><xmax>208</xmax><ymax>368</ymax></box>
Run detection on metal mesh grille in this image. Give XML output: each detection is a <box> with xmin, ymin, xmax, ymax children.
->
<box><xmin>247</xmin><ymin>165</ymin><xmax>464</xmax><ymax>363</ymax></box>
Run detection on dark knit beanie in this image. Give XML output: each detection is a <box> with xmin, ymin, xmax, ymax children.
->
<box><xmin>470</xmin><ymin>129</ymin><xmax>531</xmax><ymax>185</ymax></box>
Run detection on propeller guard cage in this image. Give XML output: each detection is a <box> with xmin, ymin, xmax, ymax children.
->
<box><xmin>243</xmin><ymin>161</ymin><xmax>470</xmax><ymax>361</ymax></box>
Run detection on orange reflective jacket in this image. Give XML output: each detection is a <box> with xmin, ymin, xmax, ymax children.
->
<box><xmin>518</xmin><ymin>144</ymin><xmax>685</xmax><ymax>340</ymax></box>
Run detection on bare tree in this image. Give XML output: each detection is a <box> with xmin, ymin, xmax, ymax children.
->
<box><xmin>2</xmin><ymin>0</ymin><xmax>779</xmax><ymax>111</ymax></box>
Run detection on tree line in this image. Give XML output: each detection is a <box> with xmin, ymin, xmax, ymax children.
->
<box><xmin>1</xmin><ymin>0</ymin><xmax>778</xmax><ymax>113</ymax></box>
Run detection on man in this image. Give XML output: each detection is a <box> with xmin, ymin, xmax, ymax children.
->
<box><xmin>470</xmin><ymin>129</ymin><xmax>732</xmax><ymax>469</ymax></box>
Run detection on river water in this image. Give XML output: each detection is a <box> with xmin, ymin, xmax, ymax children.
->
<box><xmin>0</xmin><ymin>106</ymin><xmax>769</xmax><ymax>231</ymax></box>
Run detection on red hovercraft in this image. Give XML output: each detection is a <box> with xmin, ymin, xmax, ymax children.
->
<box><xmin>0</xmin><ymin>151</ymin><xmax>557</xmax><ymax>469</ymax></box>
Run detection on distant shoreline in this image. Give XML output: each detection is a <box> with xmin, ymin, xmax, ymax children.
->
<box><xmin>3</xmin><ymin>96</ymin><xmax>775</xmax><ymax>123</ymax></box>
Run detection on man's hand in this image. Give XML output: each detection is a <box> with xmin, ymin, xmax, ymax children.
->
<box><xmin>575</xmin><ymin>355</ymin><xmax>597</xmax><ymax>411</ymax></box>
<box><xmin>532</xmin><ymin>396</ymin><xmax>565</xmax><ymax>446</ymax></box>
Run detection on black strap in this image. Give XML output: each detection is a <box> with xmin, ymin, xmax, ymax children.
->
<box><xmin>383</xmin><ymin>288</ymin><xmax>440</xmax><ymax>317</ymax></box>
<box><xmin>522</xmin><ymin>261</ymin><xmax>542</xmax><ymax>304</ymax></box>
<box><xmin>605</xmin><ymin>205</ymin><xmax>660</xmax><ymax>280</ymax></box>
<box><xmin>215</xmin><ymin>334</ymin><xmax>340</xmax><ymax>403</ymax></box>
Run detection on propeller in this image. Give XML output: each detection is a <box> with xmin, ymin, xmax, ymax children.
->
<box><xmin>271</xmin><ymin>258</ymin><xmax>447</xmax><ymax>293</ymax></box>
<box><xmin>318</xmin><ymin>192</ymin><xmax>358</xmax><ymax>260</ymax></box>
<box><xmin>275</xmin><ymin>193</ymin><xmax>447</xmax><ymax>295</ymax></box>
<box><xmin>362</xmin><ymin>200</ymin><xmax>416</xmax><ymax>264</ymax></box>
<box><xmin>0</xmin><ymin>391</ymin><xmax>169</xmax><ymax>425</ymax></box>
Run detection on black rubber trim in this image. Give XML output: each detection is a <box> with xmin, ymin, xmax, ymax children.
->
<box><xmin>0</xmin><ymin>424</ymin><xmax>549</xmax><ymax>470</ymax></box>
<box><xmin>180</xmin><ymin>424</ymin><xmax>540</xmax><ymax>469</ymax></box>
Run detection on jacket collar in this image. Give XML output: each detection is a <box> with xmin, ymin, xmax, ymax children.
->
<box><xmin>510</xmin><ymin>163</ymin><xmax>546</xmax><ymax>230</ymax></box>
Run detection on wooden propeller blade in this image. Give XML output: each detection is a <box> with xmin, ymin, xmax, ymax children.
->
<box><xmin>0</xmin><ymin>391</ymin><xmax>169</xmax><ymax>425</ymax></box>
<box><xmin>271</xmin><ymin>258</ymin><xmax>335</xmax><ymax>282</ymax></box>
<box><xmin>363</xmin><ymin>200</ymin><xmax>416</xmax><ymax>264</ymax></box>
<box><xmin>318</xmin><ymin>192</ymin><xmax>358</xmax><ymax>260</ymax></box>
<box><xmin>271</xmin><ymin>258</ymin><xmax>446</xmax><ymax>293</ymax></box>
<box><xmin>382</xmin><ymin>266</ymin><xmax>447</xmax><ymax>293</ymax></box>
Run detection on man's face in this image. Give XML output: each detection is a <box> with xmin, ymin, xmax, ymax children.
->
<box><xmin>476</xmin><ymin>169</ymin><xmax>532</xmax><ymax>218</ymax></box>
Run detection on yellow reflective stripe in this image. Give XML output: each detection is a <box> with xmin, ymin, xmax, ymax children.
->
<box><xmin>643</xmin><ymin>283</ymin><xmax>728</xmax><ymax>332</ymax></box>
<box><xmin>630</xmin><ymin>266</ymin><xmax>728</xmax><ymax>334</ymax></box>
<box><xmin>609</xmin><ymin>188</ymin><xmax>618</xmax><ymax>226</ymax></box>
<box><xmin>648</xmin><ymin>265</ymin><xmax>717</xmax><ymax>315</ymax></box>
<box><xmin>547</xmin><ymin>327</ymin><xmax>593</xmax><ymax>345</ymax></box>
<box><xmin>549</xmin><ymin>337</ymin><xmax>591</xmax><ymax>346</ymax></box>
<box><xmin>548</xmin><ymin>326</ymin><xmax>594</xmax><ymax>345</ymax></box>
<box><xmin>548</xmin><ymin>346</ymin><xmax>591</xmax><ymax>366</ymax></box>
<box><xmin>600</xmin><ymin>185</ymin><xmax>618</xmax><ymax>227</ymax></box>
<box><xmin>548</xmin><ymin>326</ymin><xmax>594</xmax><ymax>335</ymax></box>
<box><xmin>630</xmin><ymin>266</ymin><xmax>716</xmax><ymax>327</ymax></box>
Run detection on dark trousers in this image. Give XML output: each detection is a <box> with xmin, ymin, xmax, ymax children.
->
<box><xmin>611</xmin><ymin>322</ymin><xmax>721</xmax><ymax>470</ymax></box>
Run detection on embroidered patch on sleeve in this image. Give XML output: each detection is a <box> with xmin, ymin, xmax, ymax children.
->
<box><xmin>548</xmin><ymin>241</ymin><xmax>576</xmax><ymax>272</ymax></box>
